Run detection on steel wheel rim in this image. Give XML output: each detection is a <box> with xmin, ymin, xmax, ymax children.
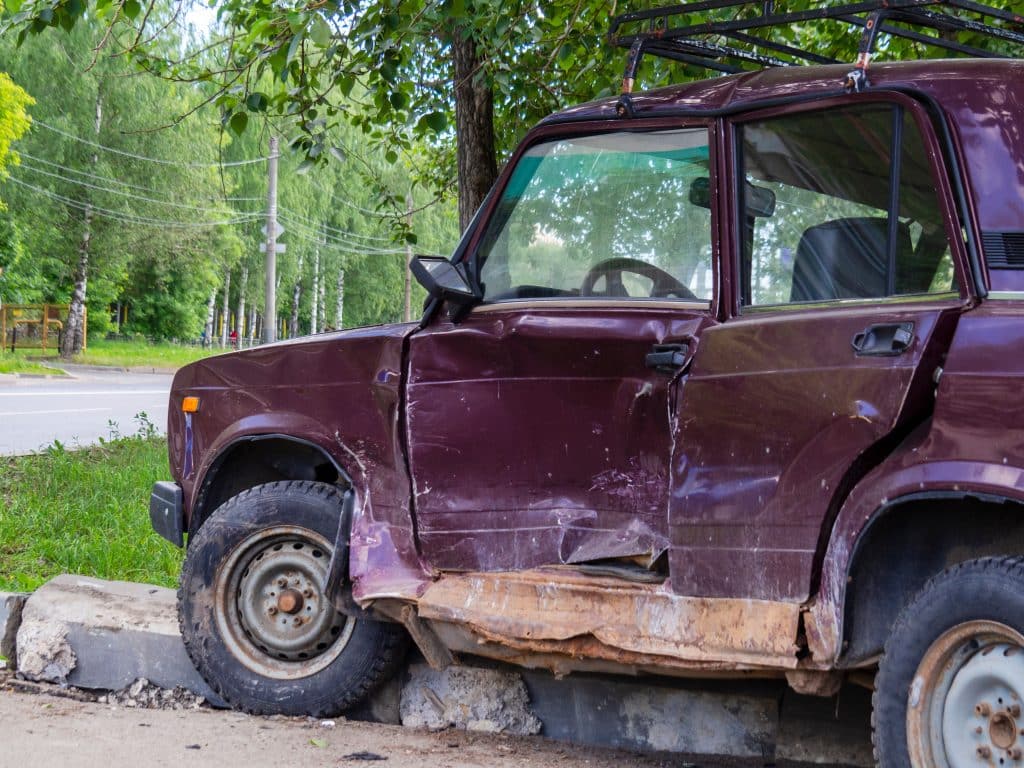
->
<box><xmin>214</xmin><ymin>525</ymin><xmax>355</xmax><ymax>680</ymax></box>
<box><xmin>907</xmin><ymin>620</ymin><xmax>1024</xmax><ymax>768</ymax></box>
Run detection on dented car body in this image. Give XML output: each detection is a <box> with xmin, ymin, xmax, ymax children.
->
<box><xmin>155</xmin><ymin>20</ymin><xmax>1024</xmax><ymax>763</ymax></box>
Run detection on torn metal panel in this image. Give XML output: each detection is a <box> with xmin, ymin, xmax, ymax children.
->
<box><xmin>417</xmin><ymin>569</ymin><xmax>802</xmax><ymax>670</ymax></box>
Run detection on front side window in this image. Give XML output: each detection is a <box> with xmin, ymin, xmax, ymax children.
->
<box><xmin>477</xmin><ymin>129</ymin><xmax>714</xmax><ymax>304</ymax></box>
<box><xmin>738</xmin><ymin>104</ymin><xmax>955</xmax><ymax>307</ymax></box>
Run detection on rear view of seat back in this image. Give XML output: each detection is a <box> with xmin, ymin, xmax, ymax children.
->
<box><xmin>790</xmin><ymin>217</ymin><xmax>912</xmax><ymax>302</ymax></box>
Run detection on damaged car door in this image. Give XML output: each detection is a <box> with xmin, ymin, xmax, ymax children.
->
<box><xmin>406</xmin><ymin>124</ymin><xmax>719</xmax><ymax>575</ymax></box>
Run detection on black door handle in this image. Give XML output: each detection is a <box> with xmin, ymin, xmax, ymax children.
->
<box><xmin>646</xmin><ymin>342</ymin><xmax>690</xmax><ymax>373</ymax></box>
<box><xmin>851</xmin><ymin>322</ymin><xmax>915</xmax><ymax>356</ymax></box>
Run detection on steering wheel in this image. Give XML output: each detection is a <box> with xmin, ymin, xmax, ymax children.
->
<box><xmin>580</xmin><ymin>257</ymin><xmax>697</xmax><ymax>300</ymax></box>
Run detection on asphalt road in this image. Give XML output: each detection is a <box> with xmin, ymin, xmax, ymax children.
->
<box><xmin>0</xmin><ymin>367</ymin><xmax>173</xmax><ymax>456</ymax></box>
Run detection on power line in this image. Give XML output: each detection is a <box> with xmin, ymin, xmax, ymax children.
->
<box><xmin>18</xmin><ymin>151</ymin><xmax>261</xmax><ymax>202</ymax></box>
<box><xmin>277</xmin><ymin>205</ymin><xmax>396</xmax><ymax>243</ymax></box>
<box><xmin>17</xmin><ymin>160</ymin><xmax>262</xmax><ymax>216</ymax></box>
<box><xmin>31</xmin><ymin>119</ymin><xmax>266</xmax><ymax>168</ymax></box>
<box><xmin>308</xmin><ymin>178</ymin><xmax>398</xmax><ymax>219</ymax></box>
<box><xmin>4</xmin><ymin>175</ymin><xmax>262</xmax><ymax>229</ymax></box>
<box><xmin>276</xmin><ymin>212</ymin><xmax>406</xmax><ymax>254</ymax></box>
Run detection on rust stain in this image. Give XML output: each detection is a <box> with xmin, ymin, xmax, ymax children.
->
<box><xmin>416</xmin><ymin>568</ymin><xmax>802</xmax><ymax>670</ymax></box>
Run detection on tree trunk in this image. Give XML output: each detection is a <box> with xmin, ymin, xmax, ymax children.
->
<box><xmin>248</xmin><ymin>307</ymin><xmax>257</xmax><ymax>343</ymax></box>
<box><xmin>317</xmin><ymin>261</ymin><xmax>325</xmax><ymax>332</ymax></box>
<box><xmin>310</xmin><ymin>247</ymin><xmax>320</xmax><ymax>335</ymax></box>
<box><xmin>335</xmin><ymin>268</ymin><xmax>345</xmax><ymax>330</ymax></box>
<box><xmin>289</xmin><ymin>254</ymin><xmax>304</xmax><ymax>338</ymax></box>
<box><xmin>203</xmin><ymin>288</ymin><xmax>216</xmax><ymax>347</ymax></box>
<box><xmin>61</xmin><ymin>91</ymin><xmax>102</xmax><ymax>359</ymax></box>
<box><xmin>219</xmin><ymin>269</ymin><xmax>231</xmax><ymax>348</ymax></box>
<box><xmin>452</xmin><ymin>27</ymin><xmax>498</xmax><ymax>232</ymax></box>
<box><xmin>236</xmin><ymin>266</ymin><xmax>248</xmax><ymax>347</ymax></box>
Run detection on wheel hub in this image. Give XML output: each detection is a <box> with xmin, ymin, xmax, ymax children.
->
<box><xmin>940</xmin><ymin>639</ymin><xmax>1024</xmax><ymax>766</ymax></box>
<box><xmin>989</xmin><ymin>711</ymin><xmax>1017</xmax><ymax>751</ymax></box>
<box><xmin>214</xmin><ymin>526</ymin><xmax>355</xmax><ymax>680</ymax></box>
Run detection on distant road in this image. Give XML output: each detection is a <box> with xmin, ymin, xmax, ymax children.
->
<box><xmin>0</xmin><ymin>368</ymin><xmax>173</xmax><ymax>456</ymax></box>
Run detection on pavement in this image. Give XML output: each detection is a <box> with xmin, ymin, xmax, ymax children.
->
<box><xmin>0</xmin><ymin>366</ymin><xmax>173</xmax><ymax>456</ymax></box>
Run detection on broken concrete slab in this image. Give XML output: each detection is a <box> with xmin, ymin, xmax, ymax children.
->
<box><xmin>401</xmin><ymin>663</ymin><xmax>542</xmax><ymax>735</ymax></box>
<box><xmin>15</xmin><ymin>574</ymin><xmax>222</xmax><ymax>704</ymax></box>
<box><xmin>0</xmin><ymin>592</ymin><xmax>27</xmax><ymax>663</ymax></box>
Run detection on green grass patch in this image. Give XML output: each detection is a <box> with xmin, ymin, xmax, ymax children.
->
<box><xmin>0</xmin><ymin>350</ymin><xmax>65</xmax><ymax>376</ymax></box>
<box><xmin>72</xmin><ymin>338</ymin><xmax>220</xmax><ymax>370</ymax></box>
<box><xmin>0</xmin><ymin>433</ymin><xmax>182</xmax><ymax>592</ymax></box>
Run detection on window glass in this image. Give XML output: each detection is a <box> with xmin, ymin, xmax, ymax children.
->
<box><xmin>477</xmin><ymin>129</ymin><xmax>714</xmax><ymax>303</ymax></box>
<box><xmin>739</xmin><ymin>105</ymin><xmax>955</xmax><ymax>307</ymax></box>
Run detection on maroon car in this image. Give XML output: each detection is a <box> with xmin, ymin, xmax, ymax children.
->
<box><xmin>150</xmin><ymin>2</ymin><xmax>1024</xmax><ymax>765</ymax></box>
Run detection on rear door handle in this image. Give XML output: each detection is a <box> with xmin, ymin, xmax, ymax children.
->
<box><xmin>851</xmin><ymin>322</ymin><xmax>915</xmax><ymax>356</ymax></box>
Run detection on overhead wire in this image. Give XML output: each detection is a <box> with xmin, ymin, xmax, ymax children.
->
<box><xmin>277</xmin><ymin>205</ymin><xmax>397</xmax><ymax>243</ymax></box>
<box><xmin>18</xmin><ymin>150</ymin><xmax>262</xmax><ymax>202</ymax></box>
<box><xmin>16</xmin><ymin>161</ymin><xmax>263</xmax><ymax>216</ymax></box>
<box><xmin>4</xmin><ymin>176</ymin><xmax>262</xmax><ymax>229</ymax></box>
<box><xmin>31</xmin><ymin>119</ymin><xmax>266</xmax><ymax>168</ymax></box>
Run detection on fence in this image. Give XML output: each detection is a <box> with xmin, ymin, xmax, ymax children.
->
<box><xmin>1</xmin><ymin>304</ymin><xmax>85</xmax><ymax>353</ymax></box>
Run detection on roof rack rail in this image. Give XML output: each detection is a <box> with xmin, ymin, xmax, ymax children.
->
<box><xmin>609</xmin><ymin>0</ymin><xmax>1024</xmax><ymax>110</ymax></box>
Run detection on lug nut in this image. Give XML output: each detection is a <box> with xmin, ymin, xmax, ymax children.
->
<box><xmin>293</xmin><ymin>617</ymin><xmax>303</xmax><ymax>626</ymax></box>
<box><xmin>303</xmin><ymin>589</ymin><xmax>314</xmax><ymax>598</ymax></box>
<box><xmin>267</xmin><ymin>606</ymin><xmax>278</xmax><ymax>616</ymax></box>
<box><xmin>978</xmin><ymin>746</ymin><xmax>992</xmax><ymax>759</ymax></box>
<box><xmin>1009</xmin><ymin>747</ymin><xmax>1022</xmax><ymax>761</ymax></box>
<box><xmin>978</xmin><ymin>703</ymin><xmax>992</xmax><ymax>717</ymax></box>
<box><xmin>1010</xmin><ymin>705</ymin><xmax>1022</xmax><ymax>718</ymax></box>
<box><xmin>976</xmin><ymin>726</ymin><xmax>984</xmax><ymax>735</ymax></box>
<box><xmin>277</xmin><ymin>577</ymin><xmax>288</xmax><ymax>587</ymax></box>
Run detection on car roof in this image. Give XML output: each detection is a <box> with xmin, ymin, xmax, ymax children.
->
<box><xmin>543</xmin><ymin>58</ymin><xmax>1024</xmax><ymax>123</ymax></box>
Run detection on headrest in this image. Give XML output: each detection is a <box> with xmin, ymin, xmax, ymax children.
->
<box><xmin>791</xmin><ymin>217</ymin><xmax>911</xmax><ymax>302</ymax></box>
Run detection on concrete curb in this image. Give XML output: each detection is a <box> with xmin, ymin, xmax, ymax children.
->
<box><xmin>14</xmin><ymin>575</ymin><xmax>223</xmax><ymax>706</ymax></box>
<box><xmin>3</xmin><ymin>575</ymin><xmax>873</xmax><ymax>765</ymax></box>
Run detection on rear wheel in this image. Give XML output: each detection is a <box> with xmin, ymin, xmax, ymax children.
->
<box><xmin>179</xmin><ymin>480</ymin><xmax>407</xmax><ymax>716</ymax></box>
<box><xmin>873</xmin><ymin>557</ymin><xmax>1024</xmax><ymax>767</ymax></box>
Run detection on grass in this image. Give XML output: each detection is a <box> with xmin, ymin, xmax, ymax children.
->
<box><xmin>2</xmin><ymin>337</ymin><xmax>221</xmax><ymax>373</ymax></box>
<box><xmin>0</xmin><ymin>349</ymin><xmax>65</xmax><ymax>376</ymax></box>
<box><xmin>72</xmin><ymin>338</ymin><xmax>220</xmax><ymax>370</ymax></box>
<box><xmin>0</xmin><ymin>427</ymin><xmax>183</xmax><ymax>592</ymax></box>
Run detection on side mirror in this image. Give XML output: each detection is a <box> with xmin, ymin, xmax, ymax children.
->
<box><xmin>410</xmin><ymin>255</ymin><xmax>478</xmax><ymax>306</ymax></box>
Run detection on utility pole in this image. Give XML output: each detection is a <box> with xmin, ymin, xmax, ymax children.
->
<box><xmin>263</xmin><ymin>136</ymin><xmax>279</xmax><ymax>344</ymax></box>
<box><xmin>403</xmin><ymin>193</ymin><xmax>413</xmax><ymax>323</ymax></box>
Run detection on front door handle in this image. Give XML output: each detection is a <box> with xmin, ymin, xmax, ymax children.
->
<box><xmin>851</xmin><ymin>322</ymin><xmax>915</xmax><ymax>357</ymax></box>
<box><xmin>646</xmin><ymin>342</ymin><xmax>690</xmax><ymax>374</ymax></box>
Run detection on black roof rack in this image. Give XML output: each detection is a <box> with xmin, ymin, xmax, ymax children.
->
<box><xmin>609</xmin><ymin>0</ymin><xmax>1024</xmax><ymax>106</ymax></box>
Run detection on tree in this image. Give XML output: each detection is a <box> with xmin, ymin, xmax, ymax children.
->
<box><xmin>0</xmin><ymin>70</ymin><xmax>31</xmax><ymax>308</ymax></box>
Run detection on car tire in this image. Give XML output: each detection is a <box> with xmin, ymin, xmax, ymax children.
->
<box><xmin>179</xmin><ymin>480</ymin><xmax>408</xmax><ymax>717</ymax></box>
<box><xmin>872</xmin><ymin>556</ymin><xmax>1024</xmax><ymax>767</ymax></box>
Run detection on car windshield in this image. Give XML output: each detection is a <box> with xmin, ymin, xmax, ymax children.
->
<box><xmin>476</xmin><ymin>129</ymin><xmax>714</xmax><ymax>303</ymax></box>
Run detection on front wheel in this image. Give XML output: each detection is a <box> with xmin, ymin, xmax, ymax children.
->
<box><xmin>179</xmin><ymin>480</ymin><xmax>407</xmax><ymax>716</ymax></box>
<box><xmin>873</xmin><ymin>557</ymin><xmax>1024</xmax><ymax>767</ymax></box>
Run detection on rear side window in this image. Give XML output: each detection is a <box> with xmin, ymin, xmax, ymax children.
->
<box><xmin>738</xmin><ymin>104</ymin><xmax>955</xmax><ymax>307</ymax></box>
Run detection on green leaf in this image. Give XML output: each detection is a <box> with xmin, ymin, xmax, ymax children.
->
<box><xmin>122</xmin><ymin>0</ymin><xmax>141</xmax><ymax>21</ymax></box>
<box><xmin>245</xmin><ymin>92</ymin><xmax>269</xmax><ymax>112</ymax></box>
<box><xmin>309</xmin><ymin>738</ymin><xmax>327</xmax><ymax>748</ymax></box>
<box><xmin>423</xmin><ymin>111</ymin><xmax>447</xmax><ymax>132</ymax></box>
<box><xmin>228</xmin><ymin>111</ymin><xmax>248</xmax><ymax>136</ymax></box>
<box><xmin>310</xmin><ymin>15</ymin><xmax>332</xmax><ymax>47</ymax></box>
<box><xmin>389</xmin><ymin>91</ymin><xmax>408</xmax><ymax>110</ymax></box>
<box><xmin>384</xmin><ymin>149</ymin><xmax>397</xmax><ymax>164</ymax></box>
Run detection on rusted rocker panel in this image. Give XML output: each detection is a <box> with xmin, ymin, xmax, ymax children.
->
<box><xmin>416</xmin><ymin>569</ymin><xmax>802</xmax><ymax>670</ymax></box>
